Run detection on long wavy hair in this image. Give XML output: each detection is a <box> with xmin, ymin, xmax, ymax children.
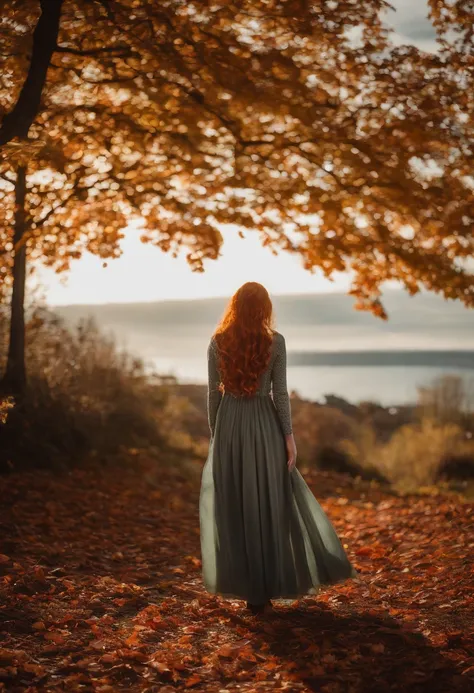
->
<box><xmin>213</xmin><ymin>282</ymin><xmax>274</xmax><ymax>396</ymax></box>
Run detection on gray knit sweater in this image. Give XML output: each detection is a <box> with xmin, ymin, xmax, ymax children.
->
<box><xmin>207</xmin><ymin>331</ymin><xmax>293</xmax><ymax>436</ymax></box>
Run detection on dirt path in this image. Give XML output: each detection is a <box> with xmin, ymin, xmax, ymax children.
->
<box><xmin>0</xmin><ymin>455</ymin><xmax>473</xmax><ymax>692</ymax></box>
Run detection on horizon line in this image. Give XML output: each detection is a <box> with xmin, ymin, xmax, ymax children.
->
<box><xmin>49</xmin><ymin>287</ymin><xmax>409</xmax><ymax>310</ymax></box>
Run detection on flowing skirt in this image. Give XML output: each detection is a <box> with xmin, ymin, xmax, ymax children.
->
<box><xmin>199</xmin><ymin>393</ymin><xmax>359</xmax><ymax>603</ymax></box>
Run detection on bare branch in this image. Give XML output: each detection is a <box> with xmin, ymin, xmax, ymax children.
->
<box><xmin>55</xmin><ymin>44</ymin><xmax>135</xmax><ymax>58</ymax></box>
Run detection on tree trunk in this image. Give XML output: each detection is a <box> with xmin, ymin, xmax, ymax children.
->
<box><xmin>0</xmin><ymin>0</ymin><xmax>64</xmax><ymax>392</ymax></box>
<box><xmin>0</xmin><ymin>0</ymin><xmax>63</xmax><ymax>145</ymax></box>
<box><xmin>1</xmin><ymin>166</ymin><xmax>27</xmax><ymax>395</ymax></box>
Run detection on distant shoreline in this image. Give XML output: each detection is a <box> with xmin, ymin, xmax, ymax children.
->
<box><xmin>287</xmin><ymin>350</ymin><xmax>474</xmax><ymax>369</ymax></box>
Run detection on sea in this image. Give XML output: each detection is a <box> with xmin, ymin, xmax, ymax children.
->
<box><xmin>151</xmin><ymin>359</ymin><xmax>474</xmax><ymax>407</ymax></box>
<box><xmin>55</xmin><ymin>290</ymin><xmax>474</xmax><ymax>407</ymax></box>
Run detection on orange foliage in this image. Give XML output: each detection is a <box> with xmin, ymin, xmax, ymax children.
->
<box><xmin>0</xmin><ymin>1</ymin><xmax>473</xmax><ymax>314</ymax></box>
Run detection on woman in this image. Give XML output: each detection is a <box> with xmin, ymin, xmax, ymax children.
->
<box><xmin>199</xmin><ymin>282</ymin><xmax>358</xmax><ymax>615</ymax></box>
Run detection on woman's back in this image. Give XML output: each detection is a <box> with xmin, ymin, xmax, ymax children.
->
<box><xmin>207</xmin><ymin>330</ymin><xmax>293</xmax><ymax>436</ymax></box>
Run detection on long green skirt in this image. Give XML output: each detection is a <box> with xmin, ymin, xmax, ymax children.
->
<box><xmin>199</xmin><ymin>393</ymin><xmax>359</xmax><ymax>603</ymax></box>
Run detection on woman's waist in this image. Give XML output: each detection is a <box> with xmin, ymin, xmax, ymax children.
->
<box><xmin>222</xmin><ymin>390</ymin><xmax>271</xmax><ymax>399</ymax></box>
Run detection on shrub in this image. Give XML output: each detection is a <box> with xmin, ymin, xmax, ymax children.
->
<box><xmin>291</xmin><ymin>398</ymin><xmax>356</xmax><ymax>466</ymax></box>
<box><xmin>290</xmin><ymin>396</ymin><xmax>389</xmax><ymax>482</ymax></box>
<box><xmin>0</xmin><ymin>306</ymin><xmax>169</xmax><ymax>471</ymax></box>
<box><xmin>436</xmin><ymin>441</ymin><xmax>474</xmax><ymax>481</ymax></box>
<box><xmin>346</xmin><ymin>418</ymin><xmax>474</xmax><ymax>492</ymax></box>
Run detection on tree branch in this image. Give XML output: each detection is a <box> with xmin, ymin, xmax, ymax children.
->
<box><xmin>0</xmin><ymin>172</ymin><xmax>15</xmax><ymax>187</ymax></box>
<box><xmin>0</xmin><ymin>0</ymin><xmax>64</xmax><ymax>146</ymax></box>
<box><xmin>55</xmin><ymin>44</ymin><xmax>133</xmax><ymax>57</ymax></box>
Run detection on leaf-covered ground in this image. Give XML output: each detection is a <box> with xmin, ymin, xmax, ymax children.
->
<box><xmin>1</xmin><ymin>455</ymin><xmax>473</xmax><ymax>693</ymax></box>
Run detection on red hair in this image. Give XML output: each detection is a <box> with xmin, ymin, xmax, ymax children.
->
<box><xmin>214</xmin><ymin>282</ymin><xmax>274</xmax><ymax>396</ymax></box>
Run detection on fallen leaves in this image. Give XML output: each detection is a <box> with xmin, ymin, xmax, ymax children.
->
<box><xmin>0</xmin><ymin>457</ymin><xmax>473</xmax><ymax>692</ymax></box>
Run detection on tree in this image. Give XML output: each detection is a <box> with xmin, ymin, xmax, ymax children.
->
<box><xmin>1</xmin><ymin>0</ymin><xmax>473</xmax><ymax>392</ymax></box>
<box><xmin>0</xmin><ymin>0</ymin><xmax>64</xmax><ymax>391</ymax></box>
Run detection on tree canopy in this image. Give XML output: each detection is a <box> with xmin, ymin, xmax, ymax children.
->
<box><xmin>0</xmin><ymin>0</ymin><xmax>473</xmax><ymax>316</ymax></box>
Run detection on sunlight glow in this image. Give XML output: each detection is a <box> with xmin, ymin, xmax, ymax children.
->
<box><xmin>38</xmin><ymin>223</ymin><xmax>351</xmax><ymax>306</ymax></box>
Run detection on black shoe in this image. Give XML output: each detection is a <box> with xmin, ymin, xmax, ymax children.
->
<box><xmin>246</xmin><ymin>601</ymin><xmax>264</xmax><ymax>614</ymax></box>
<box><xmin>246</xmin><ymin>600</ymin><xmax>271</xmax><ymax>615</ymax></box>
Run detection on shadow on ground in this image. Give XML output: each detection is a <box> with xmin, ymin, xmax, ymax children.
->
<box><xmin>230</xmin><ymin>601</ymin><xmax>469</xmax><ymax>693</ymax></box>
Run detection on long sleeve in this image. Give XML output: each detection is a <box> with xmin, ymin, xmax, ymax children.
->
<box><xmin>271</xmin><ymin>334</ymin><xmax>293</xmax><ymax>435</ymax></box>
<box><xmin>207</xmin><ymin>337</ymin><xmax>223</xmax><ymax>436</ymax></box>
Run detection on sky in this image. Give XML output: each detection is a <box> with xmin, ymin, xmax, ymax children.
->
<box><xmin>39</xmin><ymin>1</ymin><xmax>437</xmax><ymax>306</ymax></box>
